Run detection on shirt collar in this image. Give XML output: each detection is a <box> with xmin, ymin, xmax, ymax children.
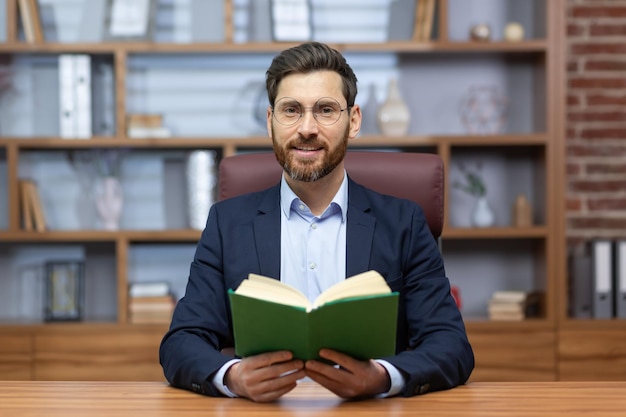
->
<box><xmin>280</xmin><ymin>171</ymin><xmax>348</xmax><ymax>222</ymax></box>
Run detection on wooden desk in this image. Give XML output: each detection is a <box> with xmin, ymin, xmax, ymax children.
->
<box><xmin>1</xmin><ymin>380</ymin><xmax>625</xmax><ymax>416</ymax></box>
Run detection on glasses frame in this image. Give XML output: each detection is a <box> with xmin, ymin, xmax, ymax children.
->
<box><xmin>272</xmin><ymin>97</ymin><xmax>350</xmax><ymax>126</ymax></box>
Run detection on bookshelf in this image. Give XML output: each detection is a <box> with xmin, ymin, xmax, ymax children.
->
<box><xmin>0</xmin><ymin>0</ymin><xmax>572</xmax><ymax>382</ymax></box>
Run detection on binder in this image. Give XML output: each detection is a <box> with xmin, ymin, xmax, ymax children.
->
<box><xmin>568</xmin><ymin>244</ymin><xmax>592</xmax><ymax>318</ymax></box>
<box><xmin>58</xmin><ymin>54</ymin><xmax>92</xmax><ymax>139</ymax></box>
<box><xmin>592</xmin><ymin>240</ymin><xmax>614</xmax><ymax>319</ymax></box>
<box><xmin>615</xmin><ymin>240</ymin><xmax>626</xmax><ymax>318</ymax></box>
<box><xmin>74</xmin><ymin>54</ymin><xmax>93</xmax><ymax>139</ymax></box>
<box><xmin>59</xmin><ymin>54</ymin><xmax>77</xmax><ymax>138</ymax></box>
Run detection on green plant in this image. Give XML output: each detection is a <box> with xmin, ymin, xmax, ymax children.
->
<box><xmin>452</xmin><ymin>162</ymin><xmax>486</xmax><ymax>197</ymax></box>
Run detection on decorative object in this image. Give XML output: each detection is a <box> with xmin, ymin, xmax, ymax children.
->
<box><xmin>233</xmin><ymin>80</ymin><xmax>268</xmax><ymax>135</ymax></box>
<box><xmin>470</xmin><ymin>24</ymin><xmax>491</xmax><ymax>41</ymax></box>
<box><xmin>360</xmin><ymin>83</ymin><xmax>380</xmax><ymax>135</ymax></box>
<box><xmin>85</xmin><ymin>148</ymin><xmax>127</xmax><ymax>230</ymax></box>
<box><xmin>513</xmin><ymin>193</ymin><xmax>532</xmax><ymax>227</ymax></box>
<box><xmin>44</xmin><ymin>260</ymin><xmax>84</xmax><ymax>322</ymax></box>
<box><xmin>96</xmin><ymin>176</ymin><xmax>124</xmax><ymax>230</ymax></box>
<box><xmin>453</xmin><ymin>162</ymin><xmax>495</xmax><ymax>228</ymax></box>
<box><xmin>377</xmin><ymin>78</ymin><xmax>410</xmax><ymax>136</ymax></box>
<box><xmin>186</xmin><ymin>150</ymin><xmax>217</xmax><ymax>230</ymax></box>
<box><xmin>458</xmin><ymin>85</ymin><xmax>508</xmax><ymax>134</ymax></box>
<box><xmin>504</xmin><ymin>22</ymin><xmax>525</xmax><ymax>42</ymax></box>
<box><xmin>471</xmin><ymin>196</ymin><xmax>495</xmax><ymax>228</ymax></box>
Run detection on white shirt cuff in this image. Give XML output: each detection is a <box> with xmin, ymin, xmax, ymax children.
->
<box><xmin>374</xmin><ymin>359</ymin><xmax>405</xmax><ymax>398</ymax></box>
<box><xmin>212</xmin><ymin>358</ymin><xmax>241</xmax><ymax>397</ymax></box>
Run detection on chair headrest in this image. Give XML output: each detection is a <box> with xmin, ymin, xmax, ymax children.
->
<box><xmin>219</xmin><ymin>151</ymin><xmax>444</xmax><ymax>237</ymax></box>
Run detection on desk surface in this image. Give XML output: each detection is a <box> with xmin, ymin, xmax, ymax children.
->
<box><xmin>1</xmin><ymin>380</ymin><xmax>626</xmax><ymax>417</ymax></box>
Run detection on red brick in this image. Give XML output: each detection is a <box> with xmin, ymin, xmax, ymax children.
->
<box><xmin>587</xmin><ymin>94</ymin><xmax>626</xmax><ymax>106</ymax></box>
<box><xmin>567</xmin><ymin>95</ymin><xmax>581</xmax><ymax>106</ymax></box>
<box><xmin>567</xmin><ymin>144</ymin><xmax>626</xmax><ymax>157</ymax></box>
<box><xmin>587</xmin><ymin>163</ymin><xmax>626</xmax><ymax>175</ymax></box>
<box><xmin>588</xmin><ymin>198</ymin><xmax>626</xmax><ymax>211</ymax></box>
<box><xmin>568</xmin><ymin>78</ymin><xmax>626</xmax><ymax>89</ymax></box>
<box><xmin>580</xmin><ymin>128</ymin><xmax>626</xmax><ymax>140</ymax></box>
<box><xmin>568</xmin><ymin>110</ymin><xmax>626</xmax><ymax>123</ymax></box>
<box><xmin>566</xmin><ymin>198</ymin><xmax>583</xmax><ymax>211</ymax></box>
<box><xmin>570</xmin><ymin>6</ymin><xmax>626</xmax><ymax>18</ymax></box>
<box><xmin>570</xmin><ymin>179</ymin><xmax>626</xmax><ymax>193</ymax></box>
<box><xmin>585</xmin><ymin>60</ymin><xmax>626</xmax><ymax>71</ymax></box>
<box><xmin>590</xmin><ymin>24</ymin><xmax>626</xmax><ymax>37</ymax></box>
<box><xmin>570</xmin><ymin>43</ymin><xmax>626</xmax><ymax>55</ymax></box>
<box><xmin>568</xmin><ymin>217</ymin><xmax>626</xmax><ymax>230</ymax></box>
<box><xmin>567</xmin><ymin>23</ymin><xmax>585</xmax><ymax>37</ymax></box>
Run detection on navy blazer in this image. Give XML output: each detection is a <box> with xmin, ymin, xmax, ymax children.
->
<box><xmin>160</xmin><ymin>178</ymin><xmax>474</xmax><ymax>397</ymax></box>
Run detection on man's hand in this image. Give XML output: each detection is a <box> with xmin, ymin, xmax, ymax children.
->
<box><xmin>224</xmin><ymin>351</ymin><xmax>305</xmax><ymax>402</ymax></box>
<box><xmin>304</xmin><ymin>349</ymin><xmax>391</xmax><ymax>399</ymax></box>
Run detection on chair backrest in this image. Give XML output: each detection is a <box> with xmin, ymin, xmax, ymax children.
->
<box><xmin>218</xmin><ymin>151</ymin><xmax>444</xmax><ymax>237</ymax></box>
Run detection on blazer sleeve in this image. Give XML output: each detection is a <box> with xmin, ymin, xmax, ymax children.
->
<box><xmin>373</xmin><ymin>202</ymin><xmax>474</xmax><ymax>397</ymax></box>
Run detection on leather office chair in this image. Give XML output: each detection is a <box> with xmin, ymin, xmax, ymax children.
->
<box><xmin>218</xmin><ymin>151</ymin><xmax>444</xmax><ymax>238</ymax></box>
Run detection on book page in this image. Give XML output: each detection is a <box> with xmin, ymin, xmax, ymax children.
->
<box><xmin>312</xmin><ymin>270</ymin><xmax>391</xmax><ymax>310</ymax></box>
<box><xmin>235</xmin><ymin>274</ymin><xmax>310</xmax><ymax>309</ymax></box>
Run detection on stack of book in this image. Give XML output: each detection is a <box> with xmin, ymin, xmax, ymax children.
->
<box><xmin>126</xmin><ymin>113</ymin><xmax>171</xmax><ymax>138</ymax></box>
<box><xmin>488</xmin><ymin>290</ymin><xmax>541</xmax><ymax>321</ymax></box>
<box><xmin>128</xmin><ymin>281</ymin><xmax>176</xmax><ymax>324</ymax></box>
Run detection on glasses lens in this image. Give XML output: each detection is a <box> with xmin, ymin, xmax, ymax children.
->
<box><xmin>273</xmin><ymin>98</ymin><xmax>302</xmax><ymax>126</ymax></box>
<box><xmin>273</xmin><ymin>97</ymin><xmax>345</xmax><ymax>126</ymax></box>
<box><xmin>313</xmin><ymin>98</ymin><xmax>342</xmax><ymax>125</ymax></box>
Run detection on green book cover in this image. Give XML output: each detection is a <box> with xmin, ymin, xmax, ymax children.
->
<box><xmin>228</xmin><ymin>291</ymin><xmax>399</xmax><ymax>361</ymax></box>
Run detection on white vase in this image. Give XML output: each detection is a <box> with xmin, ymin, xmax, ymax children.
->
<box><xmin>377</xmin><ymin>78</ymin><xmax>410</xmax><ymax>136</ymax></box>
<box><xmin>95</xmin><ymin>177</ymin><xmax>123</xmax><ymax>230</ymax></box>
<box><xmin>472</xmin><ymin>196</ymin><xmax>494</xmax><ymax>227</ymax></box>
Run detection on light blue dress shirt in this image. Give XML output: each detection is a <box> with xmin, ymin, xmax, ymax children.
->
<box><xmin>213</xmin><ymin>172</ymin><xmax>405</xmax><ymax>397</ymax></box>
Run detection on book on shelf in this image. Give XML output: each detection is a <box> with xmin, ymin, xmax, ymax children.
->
<box><xmin>126</xmin><ymin>113</ymin><xmax>172</xmax><ymax>138</ymax></box>
<box><xmin>128</xmin><ymin>281</ymin><xmax>171</xmax><ymax>298</ymax></box>
<box><xmin>18</xmin><ymin>0</ymin><xmax>44</xmax><ymax>43</ymax></box>
<box><xmin>18</xmin><ymin>179</ymin><xmax>33</xmax><ymax>231</ymax></box>
<box><xmin>19</xmin><ymin>179</ymin><xmax>46</xmax><ymax>232</ymax></box>
<box><xmin>488</xmin><ymin>290</ymin><xmax>541</xmax><ymax>321</ymax></box>
<box><xmin>228</xmin><ymin>270</ymin><xmax>399</xmax><ymax>361</ymax></box>
<box><xmin>412</xmin><ymin>0</ymin><xmax>436</xmax><ymax>42</ymax></box>
<box><xmin>128</xmin><ymin>294</ymin><xmax>176</xmax><ymax>324</ymax></box>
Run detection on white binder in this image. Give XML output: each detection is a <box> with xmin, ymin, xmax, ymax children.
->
<box><xmin>592</xmin><ymin>240</ymin><xmax>614</xmax><ymax>319</ymax></box>
<box><xmin>74</xmin><ymin>54</ymin><xmax>92</xmax><ymax>139</ymax></box>
<box><xmin>58</xmin><ymin>54</ymin><xmax>76</xmax><ymax>138</ymax></box>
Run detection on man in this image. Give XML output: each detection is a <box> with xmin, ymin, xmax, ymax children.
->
<box><xmin>160</xmin><ymin>41</ymin><xmax>474</xmax><ymax>402</ymax></box>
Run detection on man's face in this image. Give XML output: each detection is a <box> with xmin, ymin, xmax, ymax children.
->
<box><xmin>267</xmin><ymin>71</ymin><xmax>361</xmax><ymax>182</ymax></box>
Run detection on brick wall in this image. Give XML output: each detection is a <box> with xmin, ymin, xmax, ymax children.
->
<box><xmin>566</xmin><ymin>0</ymin><xmax>626</xmax><ymax>241</ymax></box>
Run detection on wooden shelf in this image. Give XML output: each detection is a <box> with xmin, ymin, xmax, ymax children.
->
<box><xmin>0</xmin><ymin>133</ymin><xmax>548</xmax><ymax>150</ymax></box>
<box><xmin>0</xmin><ymin>40</ymin><xmax>549</xmax><ymax>55</ymax></box>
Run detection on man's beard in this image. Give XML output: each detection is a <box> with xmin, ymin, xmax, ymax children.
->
<box><xmin>272</xmin><ymin>124</ymin><xmax>350</xmax><ymax>182</ymax></box>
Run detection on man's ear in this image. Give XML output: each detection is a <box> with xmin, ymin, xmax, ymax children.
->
<box><xmin>266</xmin><ymin>106</ymin><xmax>273</xmax><ymax>138</ymax></box>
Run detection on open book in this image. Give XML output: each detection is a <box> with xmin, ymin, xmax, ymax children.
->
<box><xmin>228</xmin><ymin>270</ymin><xmax>399</xmax><ymax>361</ymax></box>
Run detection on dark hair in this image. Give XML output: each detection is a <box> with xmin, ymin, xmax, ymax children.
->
<box><xmin>265</xmin><ymin>42</ymin><xmax>358</xmax><ymax>107</ymax></box>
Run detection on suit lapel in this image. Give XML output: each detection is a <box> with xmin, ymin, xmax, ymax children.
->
<box><xmin>253</xmin><ymin>185</ymin><xmax>281</xmax><ymax>279</ymax></box>
<box><xmin>346</xmin><ymin>179</ymin><xmax>375</xmax><ymax>277</ymax></box>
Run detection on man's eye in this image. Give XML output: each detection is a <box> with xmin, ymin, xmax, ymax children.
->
<box><xmin>283</xmin><ymin>107</ymin><xmax>300</xmax><ymax>115</ymax></box>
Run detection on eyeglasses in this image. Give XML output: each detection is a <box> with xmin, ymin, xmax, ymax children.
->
<box><xmin>272</xmin><ymin>97</ymin><xmax>349</xmax><ymax>126</ymax></box>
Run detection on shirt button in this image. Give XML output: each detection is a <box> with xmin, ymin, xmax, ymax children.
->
<box><xmin>311</xmin><ymin>223</ymin><xmax>317</xmax><ymax>230</ymax></box>
<box><xmin>309</xmin><ymin>262</ymin><xmax>316</xmax><ymax>270</ymax></box>
<box><xmin>299</xmin><ymin>204</ymin><xmax>305</xmax><ymax>211</ymax></box>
